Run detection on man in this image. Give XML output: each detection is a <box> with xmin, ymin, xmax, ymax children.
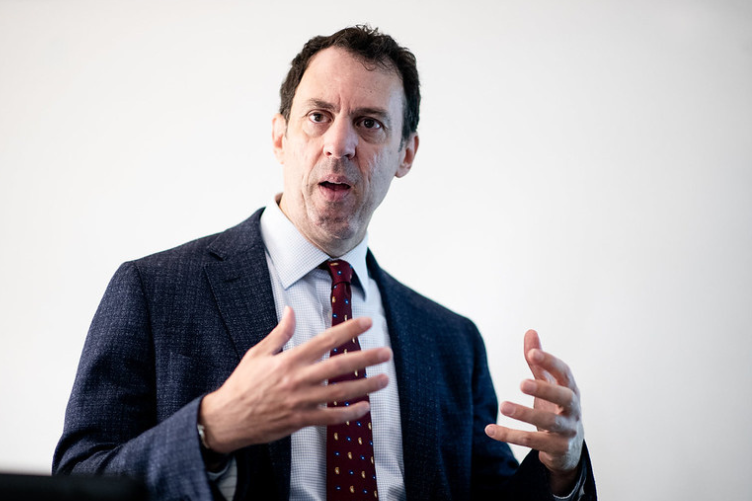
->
<box><xmin>54</xmin><ymin>26</ymin><xmax>596</xmax><ymax>500</ymax></box>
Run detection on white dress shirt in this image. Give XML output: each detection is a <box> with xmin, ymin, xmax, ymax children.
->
<box><xmin>214</xmin><ymin>197</ymin><xmax>406</xmax><ymax>500</ymax></box>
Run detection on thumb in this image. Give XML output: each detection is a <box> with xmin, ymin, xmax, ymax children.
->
<box><xmin>257</xmin><ymin>306</ymin><xmax>296</xmax><ymax>356</ymax></box>
<box><xmin>523</xmin><ymin>329</ymin><xmax>547</xmax><ymax>381</ymax></box>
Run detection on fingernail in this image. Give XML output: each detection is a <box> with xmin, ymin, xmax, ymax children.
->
<box><xmin>521</xmin><ymin>380</ymin><xmax>536</xmax><ymax>393</ymax></box>
<box><xmin>531</xmin><ymin>350</ymin><xmax>544</xmax><ymax>363</ymax></box>
<box><xmin>500</xmin><ymin>402</ymin><xmax>515</xmax><ymax>416</ymax></box>
<box><xmin>485</xmin><ymin>425</ymin><xmax>496</xmax><ymax>437</ymax></box>
<box><xmin>358</xmin><ymin>317</ymin><xmax>372</xmax><ymax>328</ymax></box>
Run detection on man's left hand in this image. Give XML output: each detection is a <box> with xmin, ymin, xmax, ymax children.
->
<box><xmin>485</xmin><ymin>329</ymin><xmax>584</xmax><ymax>495</ymax></box>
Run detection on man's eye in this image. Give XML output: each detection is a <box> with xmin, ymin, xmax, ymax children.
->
<box><xmin>309</xmin><ymin>113</ymin><xmax>327</xmax><ymax>123</ymax></box>
<box><xmin>360</xmin><ymin>118</ymin><xmax>381</xmax><ymax>130</ymax></box>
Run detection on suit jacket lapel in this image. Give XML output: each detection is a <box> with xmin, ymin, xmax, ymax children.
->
<box><xmin>203</xmin><ymin>210</ymin><xmax>291</xmax><ymax>500</ymax></box>
<box><xmin>368</xmin><ymin>252</ymin><xmax>439</xmax><ymax>500</ymax></box>
<box><xmin>204</xmin><ymin>216</ymin><xmax>277</xmax><ymax>358</ymax></box>
<box><xmin>201</xmin><ymin>214</ymin><xmax>439</xmax><ymax>499</ymax></box>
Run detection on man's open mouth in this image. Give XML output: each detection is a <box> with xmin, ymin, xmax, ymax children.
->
<box><xmin>320</xmin><ymin>181</ymin><xmax>351</xmax><ymax>192</ymax></box>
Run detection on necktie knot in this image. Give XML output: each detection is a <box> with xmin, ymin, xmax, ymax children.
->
<box><xmin>325</xmin><ymin>259</ymin><xmax>354</xmax><ymax>286</ymax></box>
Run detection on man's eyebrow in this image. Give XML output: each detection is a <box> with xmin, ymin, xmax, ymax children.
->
<box><xmin>305</xmin><ymin>99</ymin><xmax>337</xmax><ymax>111</ymax></box>
<box><xmin>354</xmin><ymin>107</ymin><xmax>390</xmax><ymax>122</ymax></box>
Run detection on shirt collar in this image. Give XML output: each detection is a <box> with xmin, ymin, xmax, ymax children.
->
<box><xmin>260</xmin><ymin>195</ymin><xmax>371</xmax><ymax>300</ymax></box>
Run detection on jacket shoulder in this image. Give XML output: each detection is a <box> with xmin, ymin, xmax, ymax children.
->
<box><xmin>377</xmin><ymin>266</ymin><xmax>471</xmax><ymax>317</ymax></box>
<box><xmin>369</xmin><ymin>257</ymin><xmax>480</xmax><ymax>338</ymax></box>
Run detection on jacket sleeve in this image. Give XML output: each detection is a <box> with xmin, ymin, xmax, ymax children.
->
<box><xmin>52</xmin><ymin>262</ymin><xmax>216</xmax><ymax>501</ymax></box>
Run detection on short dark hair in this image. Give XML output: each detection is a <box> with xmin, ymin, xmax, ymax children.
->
<box><xmin>279</xmin><ymin>25</ymin><xmax>420</xmax><ymax>143</ymax></box>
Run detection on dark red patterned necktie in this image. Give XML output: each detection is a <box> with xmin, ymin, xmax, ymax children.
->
<box><xmin>324</xmin><ymin>260</ymin><xmax>379</xmax><ymax>500</ymax></box>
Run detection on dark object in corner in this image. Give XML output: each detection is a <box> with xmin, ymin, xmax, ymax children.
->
<box><xmin>0</xmin><ymin>472</ymin><xmax>148</xmax><ymax>501</ymax></box>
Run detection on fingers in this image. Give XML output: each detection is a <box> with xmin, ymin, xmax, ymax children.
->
<box><xmin>523</xmin><ymin>329</ymin><xmax>542</xmax><ymax>360</ymax></box>
<box><xmin>304</xmin><ymin>344</ymin><xmax>392</xmax><ymax>383</ymax></box>
<box><xmin>484</xmin><ymin>424</ymin><xmax>574</xmax><ymax>457</ymax></box>
<box><xmin>523</xmin><ymin>330</ymin><xmax>547</xmax><ymax>381</ymax></box>
<box><xmin>490</xmin><ymin>329</ymin><xmax>585</xmax><ymax>477</ymax></box>
<box><xmin>524</xmin><ymin>330</ymin><xmax>578</xmax><ymax>392</ymax></box>
<box><xmin>291</xmin><ymin>317</ymin><xmax>374</xmax><ymax>364</ymax></box>
<box><xmin>306</xmin><ymin>401</ymin><xmax>373</xmax><ymax>427</ymax></box>
<box><xmin>500</xmin><ymin>399</ymin><xmax>577</xmax><ymax>434</ymax></box>
<box><xmin>304</xmin><ymin>373</ymin><xmax>389</xmax><ymax>408</ymax></box>
<box><xmin>299</xmin><ymin>335</ymin><xmax>392</xmax><ymax>407</ymax></box>
<box><xmin>520</xmin><ymin>379</ymin><xmax>579</xmax><ymax>413</ymax></box>
<box><xmin>527</xmin><ymin>349</ymin><xmax>578</xmax><ymax>392</ymax></box>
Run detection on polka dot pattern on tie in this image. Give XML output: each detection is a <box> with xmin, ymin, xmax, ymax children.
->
<box><xmin>325</xmin><ymin>260</ymin><xmax>378</xmax><ymax>500</ymax></box>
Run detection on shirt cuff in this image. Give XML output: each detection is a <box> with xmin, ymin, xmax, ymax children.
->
<box><xmin>206</xmin><ymin>456</ymin><xmax>232</xmax><ymax>481</ymax></box>
<box><xmin>208</xmin><ymin>455</ymin><xmax>238</xmax><ymax>501</ymax></box>
<box><xmin>552</xmin><ymin>459</ymin><xmax>588</xmax><ymax>501</ymax></box>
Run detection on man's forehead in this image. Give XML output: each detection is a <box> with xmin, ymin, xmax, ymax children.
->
<box><xmin>292</xmin><ymin>47</ymin><xmax>404</xmax><ymax>113</ymax></box>
<box><xmin>305</xmin><ymin>46</ymin><xmax>400</xmax><ymax>80</ymax></box>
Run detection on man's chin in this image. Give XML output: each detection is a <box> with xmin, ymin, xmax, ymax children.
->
<box><xmin>310</xmin><ymin>221</ymin><xmax>364</xmax><ymax>255</ymax></box>
<box><xmin>320</xmin><ymin>224</ymin><xmax>357</xmax><ymax>243</ymax></box>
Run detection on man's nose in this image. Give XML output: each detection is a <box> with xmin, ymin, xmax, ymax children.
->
<box><xmin>323</xmin><ymin>118</ymin><xmax>357</xmax><ymax>159</ymax></box>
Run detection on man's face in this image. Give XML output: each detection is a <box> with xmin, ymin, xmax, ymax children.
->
<box><xmin>273</xmin><ymin>47</ymin><xmax>418</xmax><ymax>257</ymax></box>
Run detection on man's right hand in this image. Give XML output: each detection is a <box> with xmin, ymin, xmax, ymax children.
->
<box><xmin>198</xmin><ymin>307</ymin><xmax>391</xmax><ymax>454</ymax></box>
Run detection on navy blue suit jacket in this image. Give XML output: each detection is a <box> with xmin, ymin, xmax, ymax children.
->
<box><xmin>54</xmin><ymin>209</ymin><xmax>595</xmax><ymax>500</ymax></box>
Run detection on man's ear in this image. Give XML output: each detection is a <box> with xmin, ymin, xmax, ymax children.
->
<box><xmin>272</xmin><ymin>113</ymin><xmax>287</xmax><ymax>164</ymax></box>
<box><xmin>395</xmin><ymin>133</ymin><xmax>419</xmax><ymax>178</ymax></box>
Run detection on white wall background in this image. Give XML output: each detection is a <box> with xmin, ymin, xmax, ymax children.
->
<box><xmin>1</xmin><ymin>1</ymin><xmax>750</xmax><ymax>499</ymax></box>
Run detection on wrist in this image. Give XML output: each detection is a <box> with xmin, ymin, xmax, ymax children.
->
<box><xmin>548</xmin><ymin>464</ymin><xmax>579</xmax><ymax>497</ymax></box>
<box><xmin>198</xmin><ymin>392</ymin><xmax>230</xmax><ymax>451</ymax></box>
<box><xmin>198</xmin><ymin>392</ymin><xmax>233</xmax><ymax>464</ymax></box>
<box><xmin>197</xmin><ymin>422</ymin><xmax>230</xmax><ymax>472</ymax></box>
